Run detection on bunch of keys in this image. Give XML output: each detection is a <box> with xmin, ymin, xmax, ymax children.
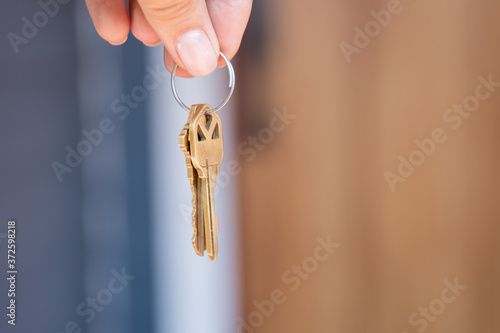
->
<box><xmin>171</xmin><ymin>52</ymin><xmax>235</xmax><ymax>261</ymax></box>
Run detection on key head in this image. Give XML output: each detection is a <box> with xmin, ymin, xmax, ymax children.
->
<box><xmin>179</xmin><ymin>104</ymin><xmax>205</xmax><ymax>153</ymax></box>
<box><xmin>189</xmin><ymin>105</ymin><xmax>224</xmax><ymax>178</ymax></box>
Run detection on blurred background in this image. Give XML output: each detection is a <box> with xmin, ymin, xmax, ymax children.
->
<box><xmin>1</xmin><ymin>0</ymin><xmax>500</xmax><ymax>333</ymax></box>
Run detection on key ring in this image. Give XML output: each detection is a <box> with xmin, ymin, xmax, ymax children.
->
<box><xmin>171</xmin><ymin>51</ymin><xmax>235</xmax><ymax>114</ymax></box>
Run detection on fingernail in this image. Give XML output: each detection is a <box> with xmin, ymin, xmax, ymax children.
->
<box><xmin>176</xmin><ymin>30</ymin><xmax>217</xmax><ymax>77</ymax></box>
<box><xmin>109</xmin><ymin>36</ymin><xmax>128</xmax><ymax>46</ymax></box>
<box><xmin>143</xmin><ymin>40</ymin><xmax>161</xmax><ymax>47</ymax></box>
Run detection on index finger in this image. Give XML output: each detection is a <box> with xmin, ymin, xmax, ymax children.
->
<box><xmin>207</xmin><ymin>0</ymin><xmax>253</xmax><ymax>66</ymax></box>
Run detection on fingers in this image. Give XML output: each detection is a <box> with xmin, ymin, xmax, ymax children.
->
<box><xmin>129</xmin><ymin>0</ymin><xmax>161</xmax><ymax>46</ymax></box>
<box><xmin>85</xmin><ymin>0</ymin><xmax>130</xmax><ymax>45</ymax></box>
<box><xmin>207</xmin><ymin>0</ymin><xmax>252</xmax><ymax>67</ymax></box>
<box><xmin>85</xmin><ymin>0</ymin><xmax>253</xmax><ymax>76</ymax></box>
<box><xmin>138</xmin><ymin>0</ymin><xmax>220</xmax><ymax>76</ymax></box>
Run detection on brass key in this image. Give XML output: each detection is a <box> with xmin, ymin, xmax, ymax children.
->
<box><xmin>189</xmin><ymin>104</ymin><xmax>224</xmax><ymax>260</ymax></box>
<box><xmin>179</xmin><ymin>105</ymin><xmax>207</xmax><ymax>255</ymax></box>
<box><xmin>172</xmin><ymin>51</ymin><xmax>234</xmax><ymax>260</ymax></box>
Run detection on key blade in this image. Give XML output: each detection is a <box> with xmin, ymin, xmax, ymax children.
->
<box><xmin>190</xmin><ymin>166</ymin><xmax>206</xmax><ymax>256</ymax></box>
<box><xmin>206</xmin><ymin>164</ymin><xmax>219</xmax><ymax>260</ymax></box>
<box><xmin>194</xmin><ymin>174</ymin><xmax>206</xmax><ymax>254</ymax></box>
<box><xmin>202</xmin><ymin>170</ymin><xmax>218</xmax><ymax>261</ymax></box>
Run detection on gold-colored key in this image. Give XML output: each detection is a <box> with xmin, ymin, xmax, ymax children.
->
<box><xmin>179</xmin><ymin>105</ymin><xmax>207</xmax><ymax>255</ymax></box>
<box><xmin>172</xmin><ymin>51</ymin><xmax>234</xmax><ymax>261</ymax></box>
<box><xmin>189</xmin><ymin>104</ymin><xmax>224</xmax><ymax>260</ymax></box>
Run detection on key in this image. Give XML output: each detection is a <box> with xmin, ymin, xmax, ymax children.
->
<box><xmin>189</xmin><ymin>104</ymin><xmax>224</xmax><ymax>260</ymax></box>
<box><xmin>179</xmin><ymin>104</ymin><xmax>208</xmax><ymax>256</ymax></box>
<box><xmin>173</xmin><ymin>51</ymin><xmax>234</xmax><ymax>260</ymax></box>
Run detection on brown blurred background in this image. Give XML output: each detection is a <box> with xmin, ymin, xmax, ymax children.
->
<box><xmin>237</xmin><ymin>0</ymin><xmax>500</xmax><ymax>332</ymax></box>
<box><xmin>1</xmin><ymin>0</ymin><xmax>500</xmax><ymax>332</ymax></box>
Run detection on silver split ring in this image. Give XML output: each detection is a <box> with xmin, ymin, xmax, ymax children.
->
<box><xmin>171</xmin><ymin>51</ymin><xmax>235</xmax><ymax>114</ymax></box>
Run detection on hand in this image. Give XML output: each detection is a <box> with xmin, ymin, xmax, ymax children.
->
<box><xmin>85</xmin><ymin>0</ymin><xmax>252</xmax><ymax>77</ymax></box>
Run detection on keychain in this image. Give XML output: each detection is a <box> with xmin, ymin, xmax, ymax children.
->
<box><xmin>172</xmin><ymin>52</ymin><xmax>235</xmax><ymax>261</ymax></box>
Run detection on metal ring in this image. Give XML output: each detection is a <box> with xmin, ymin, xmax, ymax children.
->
<box><xmin>171</xmin><ymin>51</ymin><xmax>235</xmax><ymax>114</ymax></box>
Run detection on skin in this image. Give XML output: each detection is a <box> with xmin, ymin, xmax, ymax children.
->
<box><xmin>85</xmin><ymin>0</ymin><xmax>252</xmax><ymax>77</ymax></box>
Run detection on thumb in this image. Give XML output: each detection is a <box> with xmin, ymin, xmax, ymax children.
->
<box><xmin>137</xmin><ymin>0</ymin><xmax>219</xmax><ymax>76</ymax></box>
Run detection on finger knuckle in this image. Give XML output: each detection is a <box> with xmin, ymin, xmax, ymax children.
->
<box><xmin>142</xmin><ymin>0</ymin><xmax>198</xmax><ymax>22</ymax></box>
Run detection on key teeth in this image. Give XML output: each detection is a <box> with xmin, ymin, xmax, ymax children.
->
<box><xmin>190</xmin><ymin>180</ymin><xmax>203</xmax><ymax>256</ymax></box>
<box><xmin>179</xmin><ymin>126</ymin><xmax>189</xmax><ymax>152</ymax></box>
